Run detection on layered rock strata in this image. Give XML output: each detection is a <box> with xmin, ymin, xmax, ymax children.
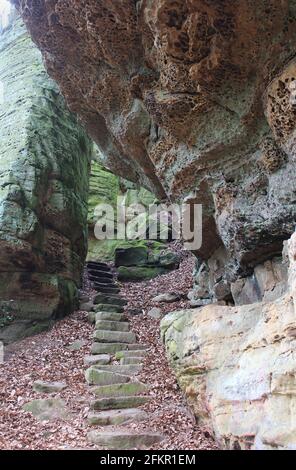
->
<box><xmin>0</xmin><ymin>17</ymin><xmax>92</xmax><ymax>342</ymax></box>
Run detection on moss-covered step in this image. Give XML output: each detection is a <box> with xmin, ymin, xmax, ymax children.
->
<box><xmin>91</xmin><ymin>342</ymin><xmax>146</xmax><ymax>354</ymax></box>
<box><xmin>121</xmin><ymin>357</ymin><xmax>143</xmax><ymax>365</ymax></box>
<box><xmin>87</xmin><ymin>430</ymin><xmax>164</xmax><ymax>449</ymax></box>
<box><xmin>91</xmin><ymin>381</ymin><xmax>147</xmax><ymax>398</ymax></box>
<box><xmin>95</xmin><ymin>320</ymin><xmax>129</xmax><ymax>332</ymax></box>
<box><xmin>115</xmin><ymin>350</ymin><xmax>147</xmax><ymax>359</ymax></box>
<box><xmin>117</xmin><ymin>266</ymin><xmax>169</xmax><ymax>281</ymax></box>
<box><xmin>87</xmin><ymin>408</ymin><xmax>147</xmax><ymax>426</ymax></box>
<box><xmin>85</xmin><ymin>368</ymin><xmax>130</xmax><ymax>386</ymax></box>
<box><xmin>115</xmin><ymin>246</ymin><xmax>148</xmax><ymax>267</ymax></box>
<box><xmin>90</xmin><ymin>395</ymin><xmax>149</xmax><ymax>410</ymax></box>
<box><xmin>91</xmin><ymin>364</ymin><xmax>142</xmax><ymax>376</ymax></box>
<box><xmin>84</xmin><ymin>354</ymin><xmax>111</xmax><ymax>366</ymax></box>
<box><xmin>95</xmin><ymin>312</ymin><xmax>126</xmax><ymax>322</ymax></box>
<box><xmin>93</xmin><ymin>329</ymin><xmax>136</xmax><ymax>343</ymax></box>
<box><xmin>93</xmin><ymin>294</ymin><xmax>127</xmax><ymax>306</ymax></box>
<box><xmin>94</xmin><ymin>304</ymin><xmax>124</xmax><ymax>313</ymax></box>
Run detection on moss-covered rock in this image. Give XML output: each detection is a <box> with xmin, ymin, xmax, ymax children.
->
<box><xmin>0</xmin><ymin>18</ymin><xmax>92</xmax><ymax>343</ymax></box>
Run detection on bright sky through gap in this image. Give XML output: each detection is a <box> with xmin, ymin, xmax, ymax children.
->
<box><xmin>0</xmin><ymin>0</ymin><xmax>11</xmax><ymax>28</ymax></box>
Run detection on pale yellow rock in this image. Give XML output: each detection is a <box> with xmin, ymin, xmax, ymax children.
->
<box><xmin>161</xmin><ymin>232</ymin><xmax>296</xmax><ymax>450</ymax></box>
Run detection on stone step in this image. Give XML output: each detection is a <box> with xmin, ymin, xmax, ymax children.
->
<box><xmin>88</xmin><ymin>267</ymin><xmax>112</xmax><ymax>275</ymax></box>
<box><xmin>94</xmin><ymin>293</ymin><xmax>127</xmax><ymax>306</ymax></box>
<box><xmin>95</xmin><ymin>312</ymin><xmax>126</xmax><ymax>322</ymax></box>
<box><xmin>91</xmin><ymin>342</ymin><xmax>145</xmax><ymax>355</ymax></box>
<box><xmin>94</xmin><ymin>304</ymin><xmax>124</xmax><ymax>313</ymax></box>
<box><xmin>91</xmin><ymin>381</ymin><xmax>147</xmax><ymax>398</ymax></box>
<box><xmin>88</xmin><ymin>269</ymin><xmax>114</xmax><ymax>279</ymax></box>
<box><xmin>84</xmin><ymin>354</ymin><xmax>111</xmax><ymax>366</ymax></box>
<box><xmin>90</xmin><ymin>395</ymin><xmax>149</xmax><ymax>411</ymax></box>
<box><xmin>87</xmin><ymin>408</ymin><xmax>147</xmax><ymax>426</ymax></box>
<box><xmin>89</xmin><ymin>277</ymin><xmax>115</xmax><ymax>285</ymax></box>
<box><xmin>87</xmin><ymin>430</ymin><xmax>164</xmax><ymax>449</ymax></box>
<box><xmin>92</xmin><ymin>364</ymin><xmax>142</xmax><ymax>376</ymax></box>
<box><xmin>93</xmin><ymin>329</ymin><xmax>136</xmax><ymax>343</ymax></box>
<box><xmin>85</xmin><ymin>368</ymin><xmax>130</xmax><ymax>386</ymax></box>
<box><xmin>95</xmin><ymin>320</ymin><xmax>130</xmax><ymax>332</ymax></box>
<box><xmin>94</xmin><ymin>286</ymin><xmax>120</xmax><ymax>295</ymax></box>
<box><xmin>115</xmin><ymin>350</ymin><xmax>147</xmax><ymax>360</ymax></box>
<box><xmin>87</xmin><ymin>262</ymin><xmax>110</xmax><ymax>270</ymax></box>
<box><xmin>121</xmin><ymin>357</ymin><xmax>143</xmax><ymax>365</ymax></box>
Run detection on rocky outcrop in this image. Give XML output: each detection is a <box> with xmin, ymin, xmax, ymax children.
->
<box><xmin>13</xmin><ymin>0</ymin><xmax>296</xmax><ymax>289</ymax></box>
<box><xmin>0</xmin><ymin>17</ymin><xmax>92</xmax><ymax>343</ymax></box>
<box><xmin>161</xmin><ymin>232</ymin><xmax>296</xmax><ymax>450</ymax></box>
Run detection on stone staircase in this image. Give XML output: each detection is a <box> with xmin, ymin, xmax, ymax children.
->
<box><xmin>84</xmin><ymin>261</ymin><xmax>164</xmax><ymax>450</ymax></box>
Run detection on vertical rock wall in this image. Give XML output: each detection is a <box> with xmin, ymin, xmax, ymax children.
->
<box><xmin>0</xmin><ymin>17</ymin><xmax>92</xmax><ymax>343</ymax></box>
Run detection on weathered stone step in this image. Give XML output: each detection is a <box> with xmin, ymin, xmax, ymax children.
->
<box><xmin>85</xmin><ymin>368</ymin><xmax>130</xmax><ymax>386</ymax></box>
<box><xmin>91</xmin><ymin>381</ymin><xmax>147</xmax><ymax>398</ymax></box>
<box><xmin>87</xmin><ymin>430</ymin><xmax>164</xmax><ymax>449</ymax></box>
<box><xmin>115</xmin><ymin>350</ymin><xmax>147</xmax><ymax>360</ymax></box>
<box><xmin>89</xmin><ymin>277</ymin><xmax>115</xmax><ymax>286</ymax></box>
<box><xmin>95</xmin><ymin>312</ymin><xmax>126</xmax><ymax>322</ymax></box>
<box><xmin>94</xmin><ymin>304</ymin><xmax>124</xmax><ymax>313</ymax></box>
<box><xmin>84</xmin><ymin>354</ymin><xmax>111</xmax><ymax>366</ymax></box>
<box><xmin>93</xmin><ymin>329</ymin><xmax>136</xmax><ymax>343</ymax></box>
<box><xmin>94</xmin><ymin>293</ymin><xmax>127</xmax><ymax>306</ymax></box>
<box><xmin>94</xmin><ymin>285</ymin><xmax>120</xmax><ymax>295</ymax></box>
<box><xmin>121</xmin><ymin>357</ymin><xmax>143</xmax><ymax>365</ymax></box>
<box><xmin>91</xmin><ymin>342</ymin><xmax>147</xmax><ymax>355</ymax></box>
<box><xmin>95</xmin><ymin>320</ymin><xmax>129</xmax><ymax>332</ymax></box>
<box><xmin>88</xmin><ymin>269</ymin><xmax>113</xmax><ymax>278</ymax></box>
<box><xmin>87</xmin><ymin>408</ymin><xmax>147</xmax><ymax>426</ymax></box>
<box><xmin>91</xmin><ymin>364</ymin><xmax>142</xmax><ymax>376</ymax></box>
<box><xmin>87</xmin><ymin>266</ymin><xmax>113</xmax><ymax>276</ymax></box>
<box><xmin>90</xmin><ymin>395</ymin><xmax>149</xmax><ymax>410</ymax></box>
<box><xmin>87</xmin><ymin>262</ymin><xmax>110</xmax><ymax>270</ymax></box>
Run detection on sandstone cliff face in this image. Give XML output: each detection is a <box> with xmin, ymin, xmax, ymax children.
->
<box><xmin>0</xmin><ymin>17</ymin><xmax>92</xmax><ymax>343</ymax></box>
<box><xmin>13</xmin><ymin>0</ymin><xmax>296</xmax><ymax>293</ymax></box>
<box><xmin>161</xmin><ymin>232</ymin><xmax>296</xmax><ymax>450</ymax></box>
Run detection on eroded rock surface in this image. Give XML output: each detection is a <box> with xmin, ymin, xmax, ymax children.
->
<box><xmin>13</xmin><ymin>0</ymin><xmax>296</xmax><ymax>285</ymax></box>
<box><xmin>161</xmin><ymin>232</ymin><xmax>296</xmax><ymax>450</ymax></box>
<box><xmin>0</xmin><ymin>17</ymin><xmax>92</xmax><ymax>343</ymax></box>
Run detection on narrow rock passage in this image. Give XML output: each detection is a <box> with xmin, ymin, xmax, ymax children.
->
<box><xmin>0</xmin><ymin>255</ymin><xmax>216</xmax><ymax>450</ymax></box>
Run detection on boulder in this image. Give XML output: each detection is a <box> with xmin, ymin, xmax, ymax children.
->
<box><xmin>115</xmin><ymin>247</ymin><xmax>148</xmax><ymax>267</ymax></box>
<box><xmin>147</xmin><ymin>307</ymin><xmax>162</xmax><ymax>319</ymax></box>
<box><xmin>152</xmin><ymin>293</ymin><xmax>180</xmax><ymax>304</ymax></box>
<box><xmin>117</xmin><ymin>266</ymin><xmax>168</xmax><ymax>282</ymax></box>
<box><xmin>23</xmin><ymin>399</ymin><xmax>70</xmax><ymax>421</ymax></box>
<box><xmin>32</xmin><ymin>381</ymin><xmax>67</xmax><ymax>394</ymax></box>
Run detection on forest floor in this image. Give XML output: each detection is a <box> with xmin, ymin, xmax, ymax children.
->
<box><xmin>0</xmin><ymin>248</ymin><xmax>217</xmax><ymax>450</ymax></box>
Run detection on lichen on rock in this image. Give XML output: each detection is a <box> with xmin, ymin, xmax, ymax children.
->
<box><xmin>0</xmin><ymin>17</ymin><xmax>92</xmax><ymax>343</ymax></box>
